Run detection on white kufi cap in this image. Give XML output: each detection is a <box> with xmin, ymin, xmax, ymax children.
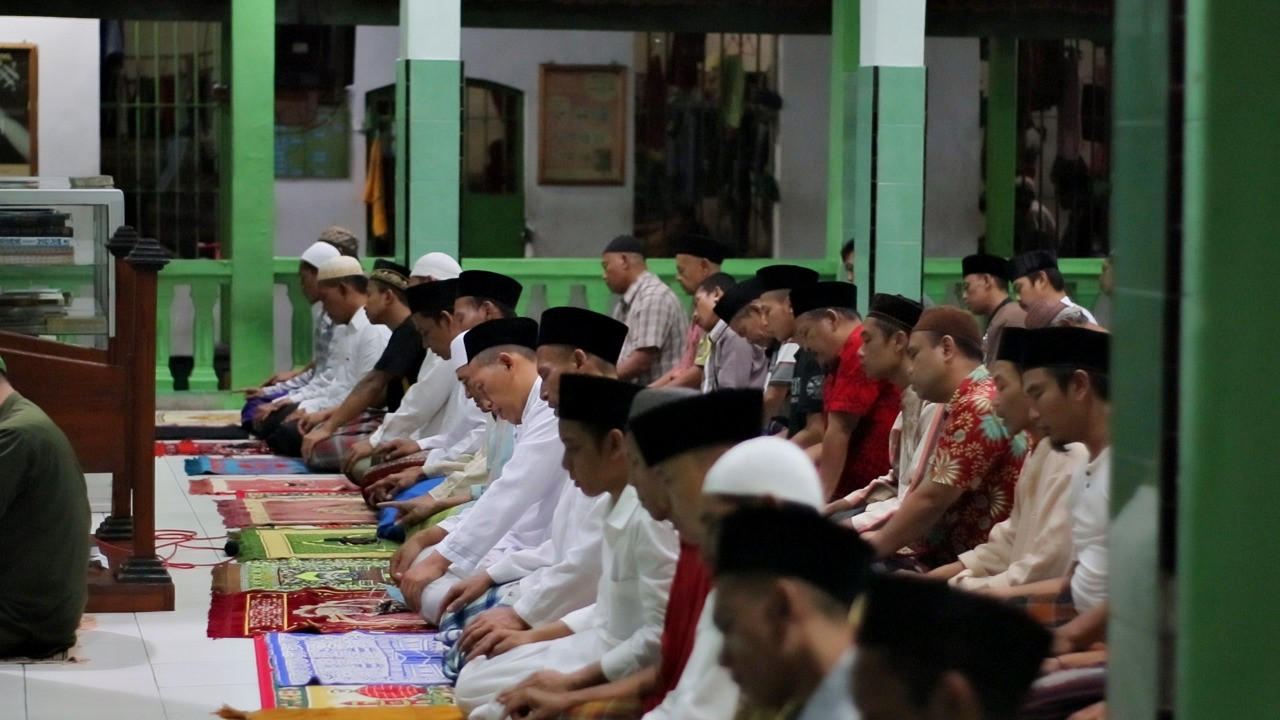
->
<box><xmin>701</xmin><ymin>436</ymin><xmax>825</xmax><ymax>510</ymax></box>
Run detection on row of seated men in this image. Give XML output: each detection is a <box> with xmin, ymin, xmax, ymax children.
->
<box><xmin>236</xmin><ymin>228</ymin><xmax>1111</xmax><ymax>720</ymax></box>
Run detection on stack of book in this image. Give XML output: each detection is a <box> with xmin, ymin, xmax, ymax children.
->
<box><xmin>0</xmin><ymin>208</ymin><xmax>75</xmax><ymax>265</ymax></box>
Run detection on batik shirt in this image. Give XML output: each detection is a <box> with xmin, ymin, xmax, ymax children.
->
<box><xmin>907</xmin><ymin>365</ymin><xmax>1028</xmax><ymax>568</ymax></box>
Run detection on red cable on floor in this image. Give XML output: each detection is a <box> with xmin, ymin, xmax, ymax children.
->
<box><xmin>96</xmin><ymin>528</ymin><xmax>234</xmax><ymax>569</ymax></box>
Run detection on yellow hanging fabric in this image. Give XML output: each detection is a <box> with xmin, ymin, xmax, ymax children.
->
<box><xmin>364</xmin><ymin>135</ymin><xmax>389</xmax><ymax>238</ymax></box>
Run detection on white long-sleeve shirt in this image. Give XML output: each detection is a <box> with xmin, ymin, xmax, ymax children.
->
<box><xmin>417</xmin><ymin>382</ymin><xmax>488</xmax><ymax>463</ymax></box>
<box><xmin>366</xmin><ymin>350</ymin><xmax>450</xmax><ymax>446</ymax></box>
<box><xmin>558</xmin><ymin>487</ymin><xmax>678</xmax><ymax>681</ymax></box>
<box><xmin>435</xmin><ymin>378</ymin><xmax>568</xmax><ymax>573</ymax></box>
<box><xmin>487</xmin><ymin>482</ymin><xmax>607</xmax><ymax>627</ymax></box>
<box><xmin>265</xmin><ymin>302</ymin><xmax>334</xmax><ymax>394</ymax></box>
<box><xmin>290</xmin><ymin>307</ymin><xmax>391</xmax><ymax>413</ymax></box>
<box><xmin>1069</xmin><ymin>447</ymin><xmax>1111</xmax><ymax>613</ymax></box>
<box><xmin>953</xmin><ymin>440</ymin><xmax>1086</xmax><ymax>590</ymax></box>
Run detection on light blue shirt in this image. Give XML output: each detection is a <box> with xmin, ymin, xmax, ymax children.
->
<box><xmin>796</xmin><ymin>648</ymin><xmax>860</xmax><ymax>720</ymax></box>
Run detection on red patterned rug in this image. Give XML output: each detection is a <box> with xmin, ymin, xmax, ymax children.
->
<box><xmin>191</xmin><ymin>475</ymin><xmax>359</xmax><ymax>496</ymax></box>
<box><xmin>156</xmin><ymin>439</ymin><xmax>270</xmax><ymax>457</ymax></box>
<box><xmin>209</xmin><ymin>588</ymin><xmax>430</xmax><ymax>638</ymax></box>
<box><xmin>217</xmin><ymin>493</ymin><xmax>378</xmax><ymax>528</ymax></box>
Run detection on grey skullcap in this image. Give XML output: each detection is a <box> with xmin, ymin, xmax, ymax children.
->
<box><xmin>628</xmin><ymin>387</ymin><xmax>699</xmax><ymax>422</ymax></box>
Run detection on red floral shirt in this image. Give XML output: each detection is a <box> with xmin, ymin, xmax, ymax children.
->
<box><xmin>908</xmin><ymin>366</ymin><xmax>1028</xmax><ymax>568</ymax></box>
<box><xmin>823</xmin><ymin>327</ymin><xmax>901</xmax><ymax>500</ymax></box>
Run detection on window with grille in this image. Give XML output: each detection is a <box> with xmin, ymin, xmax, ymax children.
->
<box><xmin>633</xmin><ymin>32</ymin><xmax>780</xmax><ymax>259</ymax></box>
<box><xmin>100</xmin><ymin>20</ymin><xmax>223</xmax><ymax>260</ymax></box>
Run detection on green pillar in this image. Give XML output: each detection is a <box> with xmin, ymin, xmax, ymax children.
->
<box><xmin>984</xmin><ymin>37</ymin><xmax>1017</xmax><ymax>258</ymax></box>
<box><xmin>852</xmin><ymin>0</ymin><xmax>926</xmax><ymax>308</ymax></box>
<box><xmin>826</xmin><ymin>0</ymin><xmax>859</xmax><ymax>280</ymax></box>
<box><xmin>1178</xmin><ymin>2</ymin><xmax>1280</xmax><ymax>717</ymax></box>
<box><xmin>1108</xmin><ymin>1</ymin><xmax>1172</xmax><ymax>718</ymax></box>
<box><xmin>397</xmin><ymin>0</ymin><xmax>462</xmax><ymax>264</ymax></box>
<box><xmin>225</xmin><ymin>0</ymin><xmax>276</xmax><ymax>387</ymax></box>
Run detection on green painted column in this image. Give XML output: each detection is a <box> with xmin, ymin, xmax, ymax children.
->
<box><xmin>1108</xmin><ymin>1</ymin><xmax>1172</xmax><ymax>718</ymax></box>
<box><xmin>984</xmin><ymin>37</ymin><xmax>1018</xmax><ymax>258</ymax></box>
<box><xmin>826</xmin><ymin>0</ymin><xmax>859</xmax><ymax>278</ymax></box>
<box><xmin>224</xmin><ymin>0</ymin><xmax>275</xmax><ymax>387</ymax></box>
<box><xmin>1178</xmin><ymin>2</ymin><xmax>1280</xmax><ymax>717</ymax></box>
<box><xmin>397</xmin><ymin>0</ymin><xmax>462</xmax><ymax>264</ymax></box>
<box><xmin>851</xmin><ymin>0</ymin><xmax>926</xmax><ymax>308</ymax></box>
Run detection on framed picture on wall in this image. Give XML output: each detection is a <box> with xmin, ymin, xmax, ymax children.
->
<box><xmin>0</xmin><ymin>44</ymin><xmax>37</xmax><ymax>177</ymax></box>
<box><xmin>537</xmin><ymin>64</ymin><xmax>627</xmax><ymax>186</ymax></box>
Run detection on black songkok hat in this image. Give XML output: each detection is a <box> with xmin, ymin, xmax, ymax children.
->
<box><xmin>857</xmin><ymin>574</ymin><xmax>1052</xmax><ymax>720</ymax></box>
<box><xmin>962</xmin><ymin>254</ymin><xmax>1013</xmax><ymax>282</ymax></box>
<box><xmin>406</xmin><ymin>278</ymin><xmax>459</xmax><ymax>315</ymax></box>
<box><xmin>756</xmin><ymin>264</ymin><xmax>820</xmax><ymax>293</ymax></box>
<box><xmin>629</xmin><ymin>389</ymin><xmax>763</xmax><ymax>466</ymax></box>
<box><xmin>673</xmin><ymin>234</ymin><xmax>728</xmax><ymax>264</ymax></box>
<box><xmin>995</xmin><ymin>326</ymin><xmax>1029</xmax><ymax>365</ymax></box>
<box><xmin>537</xmin><ymin>307</ymin><xmax>630</xmax><ymax>366</ymax></box>
<box><xmin>1009</xmin><ymin>249</ymin><xmax>1059</xmax><ymax>280</ymax></box>
<box><xmin>604</xmin><ymin>234</ymin><xmax>646</xmax><ymax>257</ymax></box>
<box><xmin>558</xmin><ymin>374</ymin><xmax>643</xmax><ymax>432</ymax></box>
<box><xmin>1021</xmin><ymin>327</ymin><xmax>1109</xmax><ymax>374</ymax></box>
<box><xmin>464</xmin><ymin>318</ymin><xmax>539</xmax><ymax>362</ymax></box>
<box><xmin>714</xmin><ymin>277</ymin><xmax>764</xmax><ymax>323</ymax></box>
<box><xmin>789</xmin><ymin>281</ymin><xmax>857</xmax><ymax>316</ymax></box>
<box><xmin>370</xmin><ymin>259</ymin><xmax>411</xmax><ymax>290</ymax></box>
<box><xmin>458</xmin><ymin>270</ymin><xmax>523</xmax><ymax>309</ymax></box>
<box><xmin>715</xmin><ymin>504</ymin><xmax>874</xmax><ymax>606</ymax></box>
<box><xmin>867</xmin><ymin>293</ymin><xmax>924</xmax><ymax>333</ymax></box>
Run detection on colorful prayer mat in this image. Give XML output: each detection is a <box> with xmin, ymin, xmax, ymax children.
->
<box><xmin>191</xmin><ymin>475</ymin><xmax>358</xmax><ymax>496</ymax></box>
<box><xmin>156</xmin><ymin>410</ymin><xmax>249</xmax><ymax>440</ymax></box>
<box><xmin>214</xmin><ymin>559</ymin><xmax>393</xmax><ymax>593</ymax></box>
<box><xmin>186</xmin><ymin>456</ymin><xmax>311</xmax><ymax>476</ymax></box>
<box><xmin>232</xmin><ymin>527</ymin><xmax>399</xmax><ymax>561</ymax></box>
<box><xmin>217</xmin><ymin>494</ymin><xmax>378</xmax><ymax>528</ymax></box>
<box><xmin>266</xmin><ymin>631</ymin><xmax>449</xmax><ymax>686</ymax></box>
<box><xmin>208</xmin><ymin>588</ymin><xmax>431</xmax><ymax>638</ymax></box>
<box><xmin>157</xmin><ymin>439</ymin><xmax>270</xmax><ymax>457</ymax></box>
<box><xmin>358</xmin><ymin>452</ymin><xmax>430</xmax><ymax>489</ymax></box>
<box><xmin>273</xmin><ymin>684</ymin><xmax>456</xmax><ymax>710</ymax></box>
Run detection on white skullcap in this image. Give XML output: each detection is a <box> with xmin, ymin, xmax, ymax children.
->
<box><xmin>316</xmin><ymin>256</ymin><xmax>365</xmax><ymax>282</ymax></box>
<box><xmin>447</xmin><ymin>330</ymin><xmax>469</xmax><ymax>372</ymax></box>
<box><xmin>301</xmin><ymin>241</ymin><xmax>340</xmax><ymax>269</ymax></box>
<box><xmin>413</xmin><ymin>252</ymin><xmax>463</xmax><ymax>280</ymax></box>
<box><xmin>702</xmin><ymin>436</ymin><xmax>824</xmax><ymax>510</ymax></box>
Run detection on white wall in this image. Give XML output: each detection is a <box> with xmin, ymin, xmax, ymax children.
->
<box><xmin>776</xmin><ymin>34</ymin><xmax>831</xmax><ymax>259</ymax></box>
<box><xmin>0</xmin><ymin>17</ymin><xmax>100</xmax><ymax>177</ymax></box>
<box><xmin>923</xmin><ymin>38</ymin><xmax>984</xmax><ymax>257</ymax></box>
<box><xmin>461</xmin><ymin>28</ymin><xmax>635</xmax><ymax>258</ymax></box>
<box><xmin>273</xmin><ymin>25</ymin><xmax>399</xmax><ymax>257</ymax></box>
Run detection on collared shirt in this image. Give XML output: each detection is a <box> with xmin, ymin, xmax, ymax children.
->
<box><xmin>294</xmin><ymin>307</ymin><xmax>392</xmax><ymax>413</ymax></box>
<box><xmin>846</xmin><ymin>393</ymin><xmax>946</xmax><ymax>533</ymax></box>
<box><xmin>560</xmin><ymin>486</ymin><xmax>679</xmax><ymax>681</ymax></box>
<box><xmin>702</xmin><ymin>320</ymin><xmax>769</xmax><ymax>392</ymax></box>
<box><xmin>823</xmin><ymin>328</ymin><xmax>901</xmax><ymax>500</ymax></box>
<box><xmin>265</xmin><ymin>302</ymin><xmax>335</xmax><ymax>393</ymax></box>
<box><xmin>907</xmin><ymin>366</ymin><xmax>1028</xmax><ymax>568</ymax></box>
<box><xmin>493</xmin><ymin>481</ymin><xmax>607</xmax><ymax>628</ymax></box>
<box><xmin>368</xmin><ymin>350</ymin><xmax>450</xmax><ymax>447</ymax></box>
<box><xmin>1069</xmin><ymin>446</ymin><xmax>1111</xmax><ymax>613</ymax></box>
<box><xmin>1060</xmin><ymin>295</ymin><xmax>1098</xmax><ymax>325</ymax></box>
<box><xmin>435</xmin><ymin>379</ymin><xmax>568</xmax><ymax>572</ymax></box>
<box><xmin>953</xmin><ymin>439</ymin><xmax>1087</xmax><ymax>590</ymax></box>
<box><xmin>795</xmin><ymin>648</ymin><xmax>859</xmax><ymax>720</ymax></box>
<box><xmin>983</xmin><ymin>298</ymin><xmax>1027</xmax><ymax>366</ymax></box>
<box><xmin>414</xmin><ymin>381</ymin><xmax>488</xmax><ymax>463</ymax></box>
<box><xmin>612</xmin><ymin>271</ymin><xmax>689</xmax><ymax>385</ymax></box>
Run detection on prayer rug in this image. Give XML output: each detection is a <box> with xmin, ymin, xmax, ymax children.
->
<box><xmin>218</xmin><ymin>706</ymin><xmax>462</xmax><ymax>720</ymax></box>
<box><xmin>157</xmin><ymin>439</ymin><xmax>271</xmax><ymax>457</ymax></box>
<box><xmin>207</xmin><ymin>588</ymin><xmax>430</xmax><ymax>638</ymax></box>
<box><xmin>266</xmin><ymin>631</ymin><xmax>450</xmax><ymax>686</ymax></box>
<box><xmin>186</xmin><ymin>456</ymin><xmax>311</xmax><ymax>476</ymax></box>
<box><xmin>156</xmin><ymin>410</ymin><xmax>249</xmax><ymax>440</ymax></box>
<box><xmin>192</xmin><ymin>475</ymin><xmax>358</xmax><ymax>496</ymax></box>
<box><xmin>358</xmin><ymin>452</ymin><xmax>430</xmax><ymax>489</ymax></box>
<box><xmin>273</xmin><ymin>685</ymin><xmax>456</xmax><ymax>710</ymax></box>
<box><xmin>214</xmin><ymin>559</ymin><xmax>393</xmax><ymax>593</ymax></box>
<box><xmin>1020</xmin><ymin>665</ymin><xmax>1107</xmax><ymax>720</ymax></box>
<box><xmin>232</xmin><ymin>527</ymin><xmax>399</xmax><ymax>561</ymax></box>
<box><xmin>218</xmin><ymin>494</ymin><xmax>379</xmax><ymax>528</ymax></box>
<box><xmin>1008</xmin><ymin>588</ymin><xmax>1079</xmax><ymax>629</ymax></box>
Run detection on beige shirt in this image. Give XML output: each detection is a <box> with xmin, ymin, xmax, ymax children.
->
<box><xmin>952</xmin><ymin>439</ymin><xmax>1087</xmax><ymax>589</ymax></box>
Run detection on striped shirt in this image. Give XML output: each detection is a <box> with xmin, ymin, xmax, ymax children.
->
<box><xmin>612</xmin><ymin>271</ymin><xmax>689</xmax><ymax>386</ymax></box>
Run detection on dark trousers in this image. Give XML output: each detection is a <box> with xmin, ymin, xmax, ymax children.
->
<box><xmin>257</xmin><ymin>402</ymin><xmax>304</xmax><ymax>457</ymax></box>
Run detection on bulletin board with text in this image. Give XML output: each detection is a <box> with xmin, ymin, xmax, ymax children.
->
<box><xmin>537</xmin><ymin>64</ymin><xmax>627</xmax><ymax>186</ymax></box>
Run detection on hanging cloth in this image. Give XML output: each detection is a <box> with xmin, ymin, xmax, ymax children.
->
<box><xmin>363</xmin><ymin>134</ymin><xmax>389</xmax><ymax>239</ymax></box>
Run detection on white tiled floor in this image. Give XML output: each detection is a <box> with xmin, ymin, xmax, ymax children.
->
<box><xmin>0</xmin><ymin>457</ymin><xmax>259</xmax><ymax>720</ymax></box>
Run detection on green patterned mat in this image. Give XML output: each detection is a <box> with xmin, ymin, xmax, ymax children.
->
<box><xmin>231</xmin><ymin>526</ymin><xmax>400</xmax><ymax>561</ymax></box>
<box><xmin>213</xmin><ymin>558</ymin><xmax>393</xmax><ymax>592</ymax></box>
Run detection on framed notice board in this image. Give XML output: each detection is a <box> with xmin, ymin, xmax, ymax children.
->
<box><xmin>0</xmin><ymin>44</ymin><xmax>38</xmax><ymax>176</ymax></box>
<box><xmin>538</xmin><ymin>64</ymin><xmax>627</xmax><ymax>186</ymax></box>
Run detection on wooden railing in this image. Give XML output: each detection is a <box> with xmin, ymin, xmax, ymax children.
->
<box><xmin>150</xmin><ymin>256</ymin><xmax>1105</xmax><ymax>392</ymax></box>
